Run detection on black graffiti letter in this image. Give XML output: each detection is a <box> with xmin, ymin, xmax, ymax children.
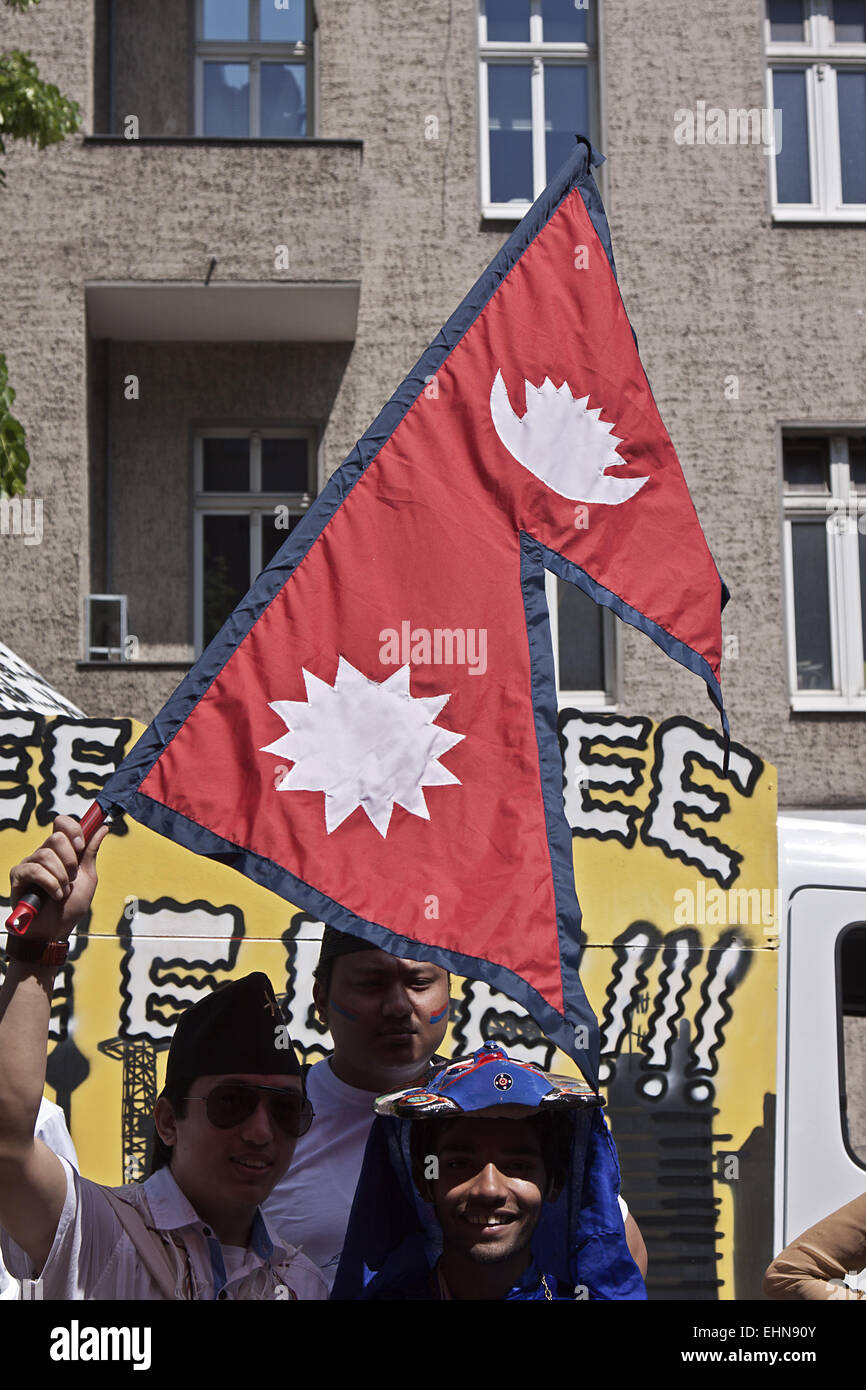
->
<box><xmin>0</xmin><ymin>714</ymin><xmax>41</xmax><ymax>831</ymax></box>
<box><xmin>559</xmin><ymin>711</ymin><xmax>651</xmax><ymax>848</ymax></box>
<box><xmin>641</xmin><ymin>717</ymin><xmax>763</xmax><ymax>888</ymax></box>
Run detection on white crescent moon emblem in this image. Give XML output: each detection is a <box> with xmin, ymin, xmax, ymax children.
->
<box><xmin>490</xmin><ymin>370</ymin><xmax>648</xmax><ymax>505</ymax></box>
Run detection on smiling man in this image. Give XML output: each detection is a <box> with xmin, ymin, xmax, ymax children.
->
<box><xmin>418</xmin><ymin>1113</ymin><xmax>566</xmax><ymax>1299</ymax></box>
<box><xmin>0</xmin><ymin>818</ymin><xmax>326</xmax><ymax>1300</ymax></box>
<box><xmin>332</xmin><ymin>1043</ymin><xmax>647</xmax><ymax>1301</ymax></box>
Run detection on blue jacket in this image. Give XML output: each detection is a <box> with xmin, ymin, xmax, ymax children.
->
<box><xmin>331</xmin><ymin>1105</ymin><xmax>647</xmax><ymax>1301</ymax></box>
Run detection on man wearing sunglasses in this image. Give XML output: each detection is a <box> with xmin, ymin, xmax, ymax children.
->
<box><xmin>0</xmin><ymin>817</ymin><xmax>327</xmax><ymax>1300</ymax></box>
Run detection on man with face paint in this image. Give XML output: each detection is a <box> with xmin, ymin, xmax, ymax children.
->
<box><xmin>262</xmin><ymin>926</ymin><xmax>451</xmax><ymax>1286</ymax></box>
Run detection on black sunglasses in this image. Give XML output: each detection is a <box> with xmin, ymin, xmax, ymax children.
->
<box><xmin>183</xmin><ymin>1082</ymin><xmax>314</xmax><ymax>1138</ymax></box>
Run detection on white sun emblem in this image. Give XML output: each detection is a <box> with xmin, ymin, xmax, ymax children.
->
<box><xmin>261</xmin><ymin>657</ymin><xmax>464</xmax><ymax>837</ymax></box>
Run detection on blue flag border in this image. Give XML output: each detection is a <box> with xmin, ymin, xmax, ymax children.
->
<box><xmin>98</xmin><ymin>139</ymin><xmax>727</xmax><ymax>1087</ymax></box>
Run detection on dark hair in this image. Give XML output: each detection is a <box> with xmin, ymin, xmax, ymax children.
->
<box><xmin>313</xmin><ymin>949</ymin><xmax>451</xmax><ymax>1003</ymax></box>
<box><xmin>312</xmin><ymin>955</ymin><xmax>336</xmax><ymax>1000</ymax></box>
<box><xmin>147</xmin><ymin>1076</ymin><xmax>191</xmax><ymax>1175</ymax></box>
<box><xmin>532</xmin><ymin>1110</ymin><xmax>574</xmax><ymax>1195</ymax></box>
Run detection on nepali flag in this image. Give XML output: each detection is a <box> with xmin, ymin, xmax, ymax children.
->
<box><xmin>96</xmin><ymin>141</ymin><xmax>727</xmax><ymax>1087</ymax></box>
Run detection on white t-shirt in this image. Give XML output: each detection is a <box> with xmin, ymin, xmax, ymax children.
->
<box><xmin>263</xmin><ymin>1058</ymin><xmax>379</xmax><ymax>1288</ymax></box>
<box><xmin>261</xmin><ymin>1057</ymin><xmax>632</xmax><ymax>1291</ymax></box>
<box><xmin>0</xmin><ymin>1098</ymin><xmax>79</xmax><ymax>1300</ymax></box>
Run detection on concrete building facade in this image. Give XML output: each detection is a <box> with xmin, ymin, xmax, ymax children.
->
<box><xmin>0</xmin><ymin>0</ymin><xmax>864</xmax><ymax>810</ymax></box>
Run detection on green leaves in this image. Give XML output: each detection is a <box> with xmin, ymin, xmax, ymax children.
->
<box><xmin>0</xmin><ymin>353</ymin><xmax>30</xmax><ymax>498</ymax></box>
<box><xmin>0</xmin><ymin>49</ymin><xmax>81</xmax><ymax>186</ymax></box>
<box><xmin>0</xmin><ymin>1</ymin><xmax>81</xmax><ymax>491</ymax></box>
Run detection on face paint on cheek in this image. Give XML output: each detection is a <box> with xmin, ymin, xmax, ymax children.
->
<box><xmin>429</xmin><ymin>1004</ymin><xmax>449</xmax><ymax>1024</ymax></box>
<box><xmin>329</xmin><ymin>999</ymin><xmax>360</xmax><ymax>1022</ymax></box>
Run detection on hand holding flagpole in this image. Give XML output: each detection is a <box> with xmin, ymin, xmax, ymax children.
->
<box><xmin>5</xmin><ymin>802</ymin><xmax>106</xmax><ymax>935</ymax></box>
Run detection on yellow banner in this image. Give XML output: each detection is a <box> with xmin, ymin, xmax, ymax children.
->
<box><xmin>0</xmin><ymin>709</ymin><xmax>777</xmax><ymax>1299</ymax></box>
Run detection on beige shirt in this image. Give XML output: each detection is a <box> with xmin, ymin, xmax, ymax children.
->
<box><xmin>18</xmin><ymin>1159</ymin><xmax>328</xmax><ymax>1301</ymax></box>
<box><xmin>764</xmin><ymin>1193</ymin><xmax>866</xmax><ymax>1300</ymax></box>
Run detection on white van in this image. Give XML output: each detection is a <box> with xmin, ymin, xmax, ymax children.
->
<box><xmin>774</xmin><ymin>813</ymin><xmax>866</xmax><ymax>1273</ymax></box>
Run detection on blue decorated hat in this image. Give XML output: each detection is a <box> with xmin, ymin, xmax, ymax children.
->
<box><xmin>375</xmin><ymin>1041</ymin><xmax>601</xmax><ymax>1118</ymax></box>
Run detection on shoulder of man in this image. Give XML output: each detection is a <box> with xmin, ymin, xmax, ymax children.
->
<box><xmin>103</xmin><ymin>1181</ymin><xmax>153</xmax><ymax>1214</ymax></box>
<box><xmin>35</xmin><ymin>1099</ymin><xmax>79</xmax><ymax>1171</ymax></box>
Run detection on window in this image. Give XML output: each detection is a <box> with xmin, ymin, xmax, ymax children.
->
<box><xmin>545</xmin><ymin>572</ymin><xmax>618</xmax><ymax>707</ymax></box>
<box><xmin>766</xmin><ymin>0</ymin><xmax>866</xmax><ymax>220</ymax></box>
<box><xmin>85</xmin><ymin>595</ymin><xmax>128</xmax><ymax>662</ymax></box>
<box><xmin>838</xmin><ymin>923</ymin><xmax>866</xmax><ymax>1168</ymax></box>
<box><xmin>478</xmin><ymin>0</ymin><xmax>598</xmax><ymax>217</ymax></box>
<box><xmin>194</xmin><ymin>431</ymin><xmax>317</xmax><ymax>653</ymax></box>
<box><xmin>195</xmin><ymin>0</ymin><xmax>312</xmax><ymax>137</ymax></box>
<box><xmin>782</xmin><ymin>432</ymin><xmax>866</xmax><ymax>708</ymax></box>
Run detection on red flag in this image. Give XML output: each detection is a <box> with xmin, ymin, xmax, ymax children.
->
<box><xmin>99</xmin><ymin>142</ymin><xmax>727</xmax><ymax>1085</ymax></box>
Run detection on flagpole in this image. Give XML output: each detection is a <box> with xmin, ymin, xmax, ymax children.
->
<box><xmin>4</xmin><ymin>801</ymin><xmax>105</xmax><ymax>935</ymax></box>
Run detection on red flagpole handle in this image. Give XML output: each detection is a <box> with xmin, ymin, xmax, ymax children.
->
<box><xmin>5</xmin><ymin>802</ymin><xmax>106</xmax><ymax>936</ymax></box>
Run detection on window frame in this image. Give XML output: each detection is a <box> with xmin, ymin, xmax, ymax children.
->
<box><xmin>765</xmin><ymin>0</ymin><xmax>866</xmax><ymax>221</ymax></box>
<box><xmin>780</xmin><ymin>428</ymin><xmax>866</xmax><ymax>710</ymax></box>
<box><xmin>193</xmin><ymin>427</ymin><xmax>318</xmax><ymax>655</ymax></box>
<box><xmin>545</xmin><ymin>570</ymin><xmax>620</xmax><ymax>710</ymax></box>
<box><xmin>194</xmin><ymin>0</ymin><xmax>314</xmax><ymax>139</ymax></box>
<box><xmin>834</xmin><ymin>919</ymin><xmax>866</xmax><ymax>1174</ymax></box>
<box><xmin>84</xmin><ymin>594</ymin><xmax>129</xmax><ymax>663</ymax></box>
<box><xmin>478</xmin><ymin>1</ymin><xmax>599</xmax><ymax>220</ymax></box>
